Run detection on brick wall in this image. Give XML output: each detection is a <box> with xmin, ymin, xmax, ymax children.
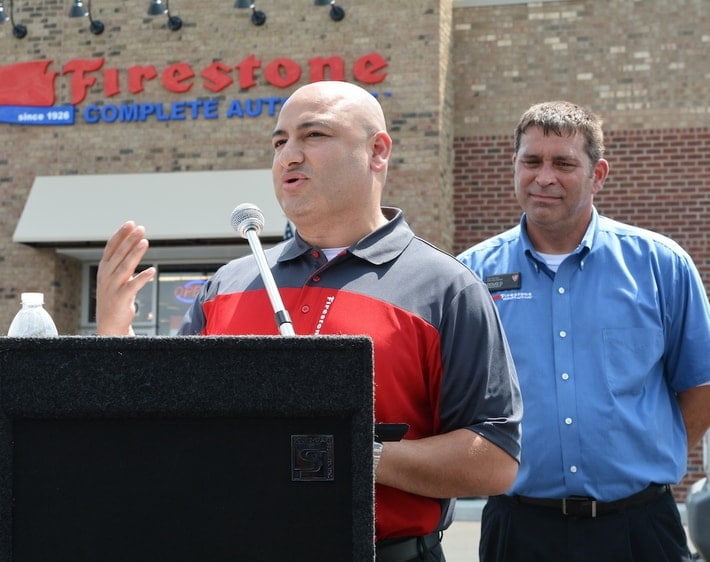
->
<box><xmin>451</xmin><ymin>1</ymin><xmax>709</xmax><ymax>136</ymax></box>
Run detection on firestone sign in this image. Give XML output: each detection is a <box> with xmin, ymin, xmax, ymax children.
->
<box><xmin>0</xmin><ymin>52</ymin><xmax>389</xmax><ymax>126</ymax></box>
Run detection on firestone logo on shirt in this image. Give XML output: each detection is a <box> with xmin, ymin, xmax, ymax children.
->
<box><xmin>0</xmin><ymin>52</ymin><xmax>390</xmax><ymax>126</ymax></box>
<box><xmin>491</xmin><ymin>292</ymin><xmax>533</xmax><ymax>302</ymax></box>
<box><xmin>314</xmin><ymin>296</ymin><xmax>336</xmax><ymax>335</ymax></box>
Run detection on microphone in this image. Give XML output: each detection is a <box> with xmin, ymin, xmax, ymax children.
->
<box><xmin>230</xmin><ymin>203</ymin><xmax>296</xmax><ymax>336</ymax></box>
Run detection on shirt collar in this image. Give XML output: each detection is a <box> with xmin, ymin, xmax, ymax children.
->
<box><xmin>520</xmin><ymin>207</ymin><xmax>598</xmax><ymax>269</ymax></box>
<box><xmin>277</xmin><ymin>207</ymin><xmax>413</xmax><ymax>265</ymax></box>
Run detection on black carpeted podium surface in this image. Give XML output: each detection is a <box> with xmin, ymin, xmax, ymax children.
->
<box><xmin>0</xmin><ymin>336</ymin><xmax>374</xmax><ymax>562</ymax></box>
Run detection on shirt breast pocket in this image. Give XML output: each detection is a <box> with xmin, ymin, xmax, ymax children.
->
<box><xmin>602</xmin><ymin>328</ymin><xmax>664</xmax><ymax>396</ymax></box>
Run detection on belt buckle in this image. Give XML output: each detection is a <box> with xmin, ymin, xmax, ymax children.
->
<box><xmin>562</xmin><ymin>496</ymin><xmax>597</xmax><ymax>517</ymax></box>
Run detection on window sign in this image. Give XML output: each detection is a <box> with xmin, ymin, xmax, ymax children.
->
<box><xmin>157</xmin><ymin>270</ymin><xmax>213</xmax><ymax>335</ymax></box>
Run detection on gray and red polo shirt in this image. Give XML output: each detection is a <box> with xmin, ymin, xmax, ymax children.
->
<box><xmin>179</xmin><ymin>207</ymin><xmax>522</xmax><ymax>541</ymax></box>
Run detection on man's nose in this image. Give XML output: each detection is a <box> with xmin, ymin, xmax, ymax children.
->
<box><xmin>275</xmin><ymin>141</ymin><xmax>304</xmax><ymax>168</ymax></box>
<box><xmin>536</xmin><ymin>163</ymin><xmax>557</xmax><ymax>185</ymax></box>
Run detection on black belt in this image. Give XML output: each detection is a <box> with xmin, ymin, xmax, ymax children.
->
<box><xmin>512</xmin><ymin>483</ymin><xmax>670</xmax><ymax>518</ymax></box>
<box><xmin>376</xmin><ymin>531</ymin><xmax>441</xmax><ymax>562</ymax></box>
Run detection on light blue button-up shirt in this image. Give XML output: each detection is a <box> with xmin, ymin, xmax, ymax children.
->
<box><xmin>458</xmin><ymin>208</ymin><xmax>710</xmax><ymax>501</ymax></box>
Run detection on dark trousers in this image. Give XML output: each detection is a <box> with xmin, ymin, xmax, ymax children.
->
<box><xmin>376</xmin><ymin>533</ymin><xmax>446</xmax><ymax>562</ymax></box>
<box><xmin>479</xmin><ymin>490</ymin><xmax>693</xmax><ymax>562</ymax></box>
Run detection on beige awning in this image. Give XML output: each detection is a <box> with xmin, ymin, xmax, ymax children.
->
<box><xmin>13</xmin><ymin>169</ymin><xmax>287</xmax><ymax>246</ymax></box>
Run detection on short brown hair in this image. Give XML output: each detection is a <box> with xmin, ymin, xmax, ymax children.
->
<box><xmin>514</xmin><ymin>100</ymin><xmax>605</xmax><ymax>165</ymax></box>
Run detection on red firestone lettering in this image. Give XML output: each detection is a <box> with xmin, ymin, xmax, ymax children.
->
<box><xmin>127</xmin><ymin>65</ymin><xmax>158</xmax><ymax>94</ymax></box>
<box><xmin>201</xmin><ymin>61</ymin><xmax>234</xmax><ymax>93</ymax></box>
<box><xmin>264</xmin><ymin>57</ymin><xmax>301</xmax><ymax>88</ymax></box>
<box><xmin>309</xmin><ymin>56</ymin><xmax>345</xmax><ymax>82</ymax></box>
<box><xmin>353</xmin><ymin>52</ymin><xmax>388</xmax><ymax>84</ymax></box>
<box><xmin>162</xmin><ymin>63</ymin><xmax>195</xmax><ymax>94</ymax></box>
<box><xmin>56</xmin><ymin>52</ymin><xmax>387</xmax><ymax>104</ymax></box>
<box><xmin>235</xmin><ymin>54</ymin><xmax>261</xmax><ymax>89</ymax></box>
<box><xmin>62</xmin><ymin>58</ymin><xmax>105</xmax><ymax>104</ymax></box>
<box><xmin>103</xmin><ymin>67</ymin><xmax>120</xmax><ymax>97</ymax></box>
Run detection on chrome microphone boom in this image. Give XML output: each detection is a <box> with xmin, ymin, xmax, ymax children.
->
<box><xmin>231</xmin><ymin>203</ymin><xmax>296</xmax><ymax>336</ymax></box>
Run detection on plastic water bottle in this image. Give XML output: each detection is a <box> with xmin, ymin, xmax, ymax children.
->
<box><xmin>7</xmin><ymin>292</ymin><xmax>59</xmax><ymax>337</ymax></box>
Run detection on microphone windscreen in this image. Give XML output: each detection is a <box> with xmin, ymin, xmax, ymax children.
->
<box><xmin>231</xmin><ymin>203</ymin><xmax>265</xmax><ymax>238</ymax></box>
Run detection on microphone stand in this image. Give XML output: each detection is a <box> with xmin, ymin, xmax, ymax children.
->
<box><xmin>244</xmin><ymin>228</ymin><xmax>296</xmax><ymax>336</ymax></box>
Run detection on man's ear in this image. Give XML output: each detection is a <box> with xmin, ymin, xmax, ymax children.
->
<box><xmin>370</xmin><ymin>131</ymin><xmax>392</xmax><ymax>172</ymax></box>
<box><xmin>592</xmin><ymin>158</ymin><xmax>610</xmax><ymax>195</ymax></box>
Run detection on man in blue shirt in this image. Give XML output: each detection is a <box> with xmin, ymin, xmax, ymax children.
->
<box><xmin>458</xmin><ymin>100</ymin><xmax>710</xmax><ymax>562</ymax></box>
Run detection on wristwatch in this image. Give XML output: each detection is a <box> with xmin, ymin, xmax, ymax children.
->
<box><xmin>373</xmin><ymin>441</ymin><xmax>384</xmax><ymax>473</ymax></box>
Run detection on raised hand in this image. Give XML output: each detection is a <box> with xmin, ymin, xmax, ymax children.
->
<box><xmin>96</xmin><ymin>221</ymin><xmax>156</xmax><ymax>336</ymax></box>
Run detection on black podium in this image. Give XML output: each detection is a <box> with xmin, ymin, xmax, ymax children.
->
<box><xmin>0</xmin><ymin>336</ymin><xmax>375</xmax><ymax>562</ymax></box>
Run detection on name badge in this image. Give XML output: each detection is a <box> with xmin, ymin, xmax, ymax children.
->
<box><xmin>485</xmin><ymin>273</ymin><xmax>521</xmax><ymax>291</ymax></box>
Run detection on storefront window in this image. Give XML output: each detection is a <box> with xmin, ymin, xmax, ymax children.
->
<box><xmin>156</xmin><ymin>268</ymin><xmax>215</xmax><ymax>335</ymax></box>
<box><xmin>85</xmin><ymin>264</ymin><xmax>218</xmax><ymax>335</ymax></box>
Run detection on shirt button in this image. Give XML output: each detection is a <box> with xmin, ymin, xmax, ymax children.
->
<box><xmin>559</xmin><ymin>330</ymin><xmax>567</xmax><ymax>338</ymax></box>
<box><xmin>570</xmin><ymin>465</ymin><xmax>578</xmax><ymax>473</ymax></box>
<box><xmin>300</xmin><ymin>305</ymin><xmax>310</xmax><ymax>313</ymax></box>
<box><xmin>561</xmin><ymin>373</ymin><xmax>570</xmax><ymax>380</ymax></box>
<box><xmin>312</xmin><ymin>275</ymin><xmax>321</xmax><ymax>283</ymax></box>
<box><xmin>558</xmin><ymin>287</ymin><xmax>565</xmax><ymax>294</ymax></box>
<box><xmin>564</xmin><ymin>417</ymin><xmax>573</xmax><ymax>425</ymax></box>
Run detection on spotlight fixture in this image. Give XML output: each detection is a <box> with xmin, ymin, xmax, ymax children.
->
<box><xmin>328</xmin><ymin>2</ymin><xmax>345</xmax><ymax>21</ymax></box>
<box><xmin>68</xmin><ymin>0</ymin><xmax>104</xmax><ymax>35</ymax></box>
<box><xmin>147</xmin><ymin>0</ymin><xmax>182</xmax><ymax>31</ymax></box>
<box><xmin>68</xmin><ymin>0</ymin><xmax>87</xmax><ymax>17</ymax></box>
<box><xmin>0</xmin><ymin>0</ymin><xmax>26</xmax><ymax>38</ymax></box>
<box><xmin>235</xmin><ymin>2</ymin><xmax>266</xmax><ymax>26</ymax></box>
<box><xmin>315</xmin><ymin>0</ymin><xmax>345</xmax><ymax>22</ymax></box>
<box><xmin>147</xmin><ymin>0</ymin><xmax>166</xmax><ymax>15</ymax></box>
